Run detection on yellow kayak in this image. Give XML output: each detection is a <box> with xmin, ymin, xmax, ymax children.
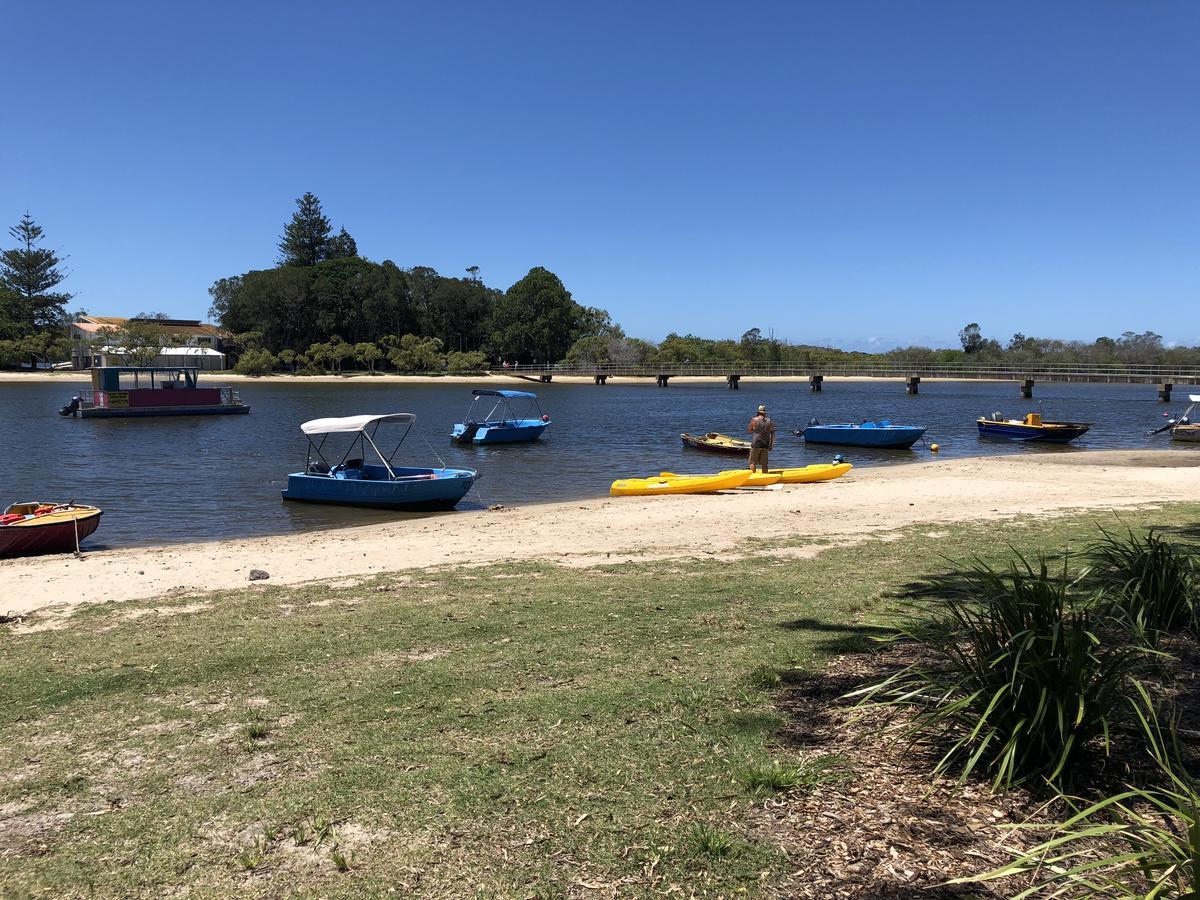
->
<box><xmin>611</xmin><ymin>470</ymin><xmax>751</xmax><ymax>496</ymax></box>
<box><xmin>664</xmin><ymin>470</ymin><xmax>781</xmax><ymax>487</ymax></box>
<box><xmin>767</xmin><ymin>463</ymin><xmax>853</xmax><ymax>483</ymax></box>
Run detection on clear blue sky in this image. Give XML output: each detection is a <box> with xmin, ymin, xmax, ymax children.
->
<box><xmin>5</xmin><ymin>1</ymin><xmax>1198</xmax><ymax>350</ymax></box>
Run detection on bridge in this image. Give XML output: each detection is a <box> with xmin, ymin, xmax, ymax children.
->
<box><xmin>501</xmin><ymin>362</ymin><xmax>1200</xmax><ymax>401</ymax></box>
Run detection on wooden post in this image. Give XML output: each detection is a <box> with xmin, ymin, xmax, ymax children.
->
<box><xmin>727</xmin><ymin>373</ymin><xmax>740</xmax><ymax>390</ymax></box>
<box><xmin>1020</xmin><ymin>378</ymin><xmax>1034</xmax><ymax>399</ymax></box>
<box><xmin>1158</xmin><ymin>382</ymin><xmax>1173</xmax><ymax>402</ymax></box>
<box><xmin>593</xmin><ymin>373</ymin><xmax>607</xmax><ymax>385</ymax></box>
<box><xmin>906</xmin><ymin>376</ymin><xmax>920</xmax><ymax>395</ymax></box>
<box><xmin>538</xmin><ymin>374</ymin><xmax>553</xmax><ymax>383</ymax></box>
<box><xmin>656</xmin><ymin>374</ymin><xmax>670</xmax><ymax>387</ymax></box>
<box><xmin>809</xmin><ymin>374</ymin><xmax>823</xmax><ymax>392</ymax></box>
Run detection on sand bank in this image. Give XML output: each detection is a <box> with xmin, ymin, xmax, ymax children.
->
<box><xmin>6</xmin><ymin>451</ymin><xmax>1197</xmax><ymax>618</ymax></box>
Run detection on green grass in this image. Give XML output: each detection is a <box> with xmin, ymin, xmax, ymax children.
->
<box><xmin>0</xmin><ymin>504</ymin><xmax>1197</xmax><ymax>897</ymax></box>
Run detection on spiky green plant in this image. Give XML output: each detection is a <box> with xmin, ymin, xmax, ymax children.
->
<box><xmin>957</xmin><ymin>683</ymin><xmax>1199</xmax><ymax>897</ymax></box>
<box><xmin>855</xmin><ymin>553</ymin><xmax>1146</xmax><ymax>792</ymax></box>
<box><xmin>1084</xmin><ymin>527</ymin><xmax>1197</xmax><ymax>641</ymax></box>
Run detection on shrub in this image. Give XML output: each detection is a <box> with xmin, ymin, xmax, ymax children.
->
<box><xmin>233</xmin><ymin>348</ymin><xmax>276</xmax><ymax>376</ymax></box>
<box><xmin>959</xmin><ymin>684</ymin><xmax>1199</xmax><ymax>897</ymax></box>
<box><xmin>1084</xmin><ymin>527</ymin><xmax>1196</xmax><ymax>640</ymax></box>
<box><xmin>855</xmin><ymin>553</ymin><xmax>1145</xmax><ymax>791</ymax></box>
<box><xmin>446</xmin><ymin>350</ymin><xmax>488</xmax><ymax>373</ymax></box>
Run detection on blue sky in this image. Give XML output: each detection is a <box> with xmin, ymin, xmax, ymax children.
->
<box><xmin>5</xmin><ymin>1</ymin><xmax>1198</xmax><ymax>349</ymax></box>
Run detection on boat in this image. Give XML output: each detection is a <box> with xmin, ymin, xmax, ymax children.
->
<box><xmin>659</xmin><ymin>462</ymin><xmax>853</xmax><ymax>487</ymax></box>
<box><xmin>610</xmin><ymin>470</ymin><xmax>751</xmax><ymax>497</ymax></box>
<box><xmin>451</xmin><ymin>390</ymin><xmax>549</xmax><ymax>444</ymax></box>
<box><xmin>976</xmin><ymin>411</ymin><xmax>1091</xmax><ymax>443</ymax></box>
<box><xmin>1151</xmin><ymin>394</ymin><xmax>1200</xmax><ymax>443</ymax></box>
<box><xmin>282</xmin><ymin>414</ymin><xmax>477</xmax><ymax>510</ymax></box>
<box><xmin>0</xmin><ymin>502</ymin><xmax>102</xmax><ymax>557</ymax></box>
<box><xmin>768</xmin><ymin>462</ymin><xmax>853</xmax><ymax>483</ymax></box>
<box><xmin>58</xmin><ymin>366</ymin><xmax>249</xmax><ymax>418</ymax></box>
<box><xmin>797</xmin><ymin>420</ymin><xmax>926</xmax><ymax>449</ymax></box>
<box><xmin>681</xmin><ymin>432</ymin><xmax>752</xmax><ymax>454</ymax></box>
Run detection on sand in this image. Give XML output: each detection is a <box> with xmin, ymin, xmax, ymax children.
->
<box><xmin>5</xmin><ymin>451</ymin><xmax>1197</xmax><ymax>619</ymax></box>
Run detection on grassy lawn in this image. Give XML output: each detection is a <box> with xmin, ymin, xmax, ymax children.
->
<box><xmin>3</xmin><ymin>504</ymin><xmax>1199</xmax><ymax>898</ymax></box>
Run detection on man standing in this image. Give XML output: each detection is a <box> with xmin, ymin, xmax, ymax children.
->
<box><xmin>747</xmin><ymin>404</ymin><xmax>775</xmax><ymax>473</ymax></box>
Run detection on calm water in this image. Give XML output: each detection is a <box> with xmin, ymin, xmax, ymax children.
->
<box><xmin>2</xmin><ymin>378</ymin><xmax>1195</xmax><ymax>548</ymax></box>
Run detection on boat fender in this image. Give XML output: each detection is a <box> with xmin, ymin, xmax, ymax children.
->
<box><xmin>541</xmin><ymin>414</ymin><xmax>550</xmax><ymax>422</ymax></box>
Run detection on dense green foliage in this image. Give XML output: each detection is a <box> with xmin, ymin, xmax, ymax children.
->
<box><xmin>1084</xmin><ymin>528</ymin><xmax>1197</xmax><ymax>640</ymax></box>
<box><xmin>0</xmin><ymin>213</ymin><xmax>74</xmax><ymax>364</ymax></box>
<box><xmin>858</xmin><ymin>554</ymin><xmax>1146</xmax><ymax>791</ymax></box>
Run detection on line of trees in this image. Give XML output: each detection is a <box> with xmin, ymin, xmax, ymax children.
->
<box><xmin>0</xmin><ymin>213</ymin><xmax>76</xmax><ymax>366</ymax></box>
<box><xmin>211</xmin><ymin>193</ymin><xmax>616</xmax><ymax>375</ymax></box>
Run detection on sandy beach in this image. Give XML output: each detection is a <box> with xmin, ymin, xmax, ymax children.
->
<box><xmin>6</xmin><ymin>450</ymin><xmax>1197</xmax><ymax>618</ymax></box>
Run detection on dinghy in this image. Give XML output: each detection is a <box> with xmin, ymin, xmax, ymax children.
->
<box><xmin>0</xmin><ymin>502</ymin><xmax>102</xmax><ymax>557</ymax></box>
<box><xmin>680</xmin><ymin>432</ymin><xmax>752</xmax><ymax>454</ymax></box>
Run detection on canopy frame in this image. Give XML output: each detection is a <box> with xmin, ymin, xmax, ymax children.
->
<box><xmin>463</xmin><ymin>391</ymin><xmax>544</xmax><ymax>426</ymax></box>
<box><xmin>300</xmin><ymin>414</ymin><xmax>417</xmax><ymax>479</ymax></box>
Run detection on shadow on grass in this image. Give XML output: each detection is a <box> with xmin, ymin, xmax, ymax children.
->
<box><xmin>778</xmin><ymin>617</ymin><xmax>897</xmax><ymax>655</ymax></box>
<box><xmin>846</xmin><ymin>885</ymin><xmax>992</xmax><ymax>899</ymax></box>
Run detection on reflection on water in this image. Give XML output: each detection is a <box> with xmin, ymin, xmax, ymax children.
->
<box><xmin>1</xmin><ymin>378</ymin><xmax>1193</xmax><ymax>548</ymax></box>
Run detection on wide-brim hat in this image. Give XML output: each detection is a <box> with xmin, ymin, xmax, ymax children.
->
<box><xmin>757</xmin><ymin>405</ymin><xmax>767</xmax><ymax>413</ymax></box>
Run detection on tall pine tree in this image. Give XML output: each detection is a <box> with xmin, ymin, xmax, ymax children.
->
<box><xmin>326</xmin><ymin>227</ymin><xmax>358</xmax><ymax>259</ymax></box>
<box><xmin>277</xmin><ymin>192</ymin><xmax>332</xmax><ymax>267</ymax></box>
<box><xmin>0</xmin><ymin>213</ymin><xmax>72</xmax><ymax>332</ymax></box>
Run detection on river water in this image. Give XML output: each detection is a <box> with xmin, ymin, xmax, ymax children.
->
<box><xmin>2</xmin><ymin>378</ymin><xmax>1195</xmax><ymax>549</ymax></box>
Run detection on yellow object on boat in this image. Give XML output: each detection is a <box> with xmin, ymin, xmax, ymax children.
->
<box><xmin>610</xmin><ymin>470</ymin><xmax>751</xmax><ymax>496</ymax></box>
<box><xmin>766</xmin><ymin>463</ymin><xmax>853</xmax><ymax>483</ymax></box>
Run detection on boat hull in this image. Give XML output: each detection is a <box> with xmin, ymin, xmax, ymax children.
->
<box><xmin>976</xmin><ymin>421</ymin><xmax>1090</xmax><ymax>442</ymax></box>
<box><xmin>79</xmin><ymin>405</ymin><xmax>250</xmax><ymax>418</ymax></box>
<box><xmin>801</xmin><ymin>424</ymin><xmax>925</xmax><ymax>448</ymax></box>
<box><xmin>282</xmin><ymin>466</ymin><xmax>476</xmax><ymax>510</ymax></box>
<box><xmin>0</xmin><ymin>507</ymin><xmax>102</xmax><ymax>557</ymax></box>
<box><xmin>452</xmin><ymin>419</ymin><xmax>547</xmax><ymax>444</ymax></box>
<box><xmin>1171</xmin><ymin>425</ymin><xmax>1200</xmax><ymax>443</ymax></box>
<box><xmin>611</xmin><ymin>470</ymin><xmax>751</xmax><ymax>496</ymax></box>
<box><xmin>681</xmin><ymin>432</ymin><xmax>752</xmax><ymax>454</ymax></box>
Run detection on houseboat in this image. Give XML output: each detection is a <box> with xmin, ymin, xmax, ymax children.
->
<box><xmin>58</xmin><ymin>367</ymin><xmax>249</xmax><ymax>418</ymax></box>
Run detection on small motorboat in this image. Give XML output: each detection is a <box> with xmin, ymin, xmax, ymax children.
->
<box><xmin>797</xmin><ymin>420</ymin><xmax>926</xmax><ymax>449</ymax></box>
<box><xmin>610</xmin><ymin>470</ymin><xmax>751</xmax><ymax>497</ymax></box>
<box><xmin>681</xmin><ymin>432</ymin><xmax>752</xmax><ymax>454</ymax></box>
<box><xmin>1150</xmin><ymin>395</ymin><xmax>1200</xmax><ymax>443</ymax></box>
<box><xmin>976</xmin><ymin>411</ymin><xmax>1091</xmax><ymax>443</ymax></box>
<box><xmin>0</xmin><ymin>502</ymin><xmax>102</xmax><ymax>557</ymax></box>
<box><xmin>282</xmin><ymin>414</ymin><xmax>477</xmax><ymax>510</ymax></box>
<box><xmin>452</xmin><ymin>390</ymin><xmax>549</xmax><ymax>444</ymax></box>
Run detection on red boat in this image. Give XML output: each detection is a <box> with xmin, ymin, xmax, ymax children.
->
<box><xmin>0</xmin><ymin>503</ymin><xmax>103</xmax><ymax>557</ymax></box>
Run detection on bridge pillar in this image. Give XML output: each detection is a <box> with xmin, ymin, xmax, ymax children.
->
<box><xmin>1020</xmin><ymin>378</ymin><xmax>1035</xmax><ymax>399</ymax></box>
<box><xmin>809</xmin><ymin>374</ymin><xmax>824</xmax><ymax>392</ymax></box>
<box><xmin>593</xmin><ymin>373</ymin><xmax>607</xmax><ymax>385</ymax></box>
<box><xmin>656</xmin><ymin>374</ymin><xmax>670</xmax><ymax>387</ymax></box>
<box><xmin>906</xmin><ymin>376</ymin><xmax>920</xmax><ymax>395</ymax></box>
<box><xmin>538</xmin><ymin>374</ymin><xmax>553</xmax><ymax>383</ymax></box>
<box><xmin>1158</xmin><ymin>382</ymin><xmax>1173</xmax><ymax>402</ymax></box>
<box><xmin>727</xmin><ymin>373</ymin><xmax>740</xmax><ymax>390</ymax></box>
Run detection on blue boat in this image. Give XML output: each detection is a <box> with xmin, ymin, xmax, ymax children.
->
<box><xmin>451</xmin><ymin>389</ymin><xmax>550</xmax><ymax>444</ymax></box>
<box><xmin>976</xmin><ymin>412</ymin><xmax>1090</xmax><ymax>443</ymax></box>
<box><xmin>797</xmin><ymin>419</ymin><xmax>927</xmax><ymax>449</ymax></box>
<box><xmin>282</xmin><ymin>413</ymin><xmax>477</xmax><ymax>510</ymax></box>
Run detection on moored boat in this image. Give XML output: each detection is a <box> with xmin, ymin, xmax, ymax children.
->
<box><xmin>451</xmin><ymin>390</ymin><xmax>549</xmax><ymax>444</ymax></box>
<box><xmin>797</xmin><ymin>420</ymin><xmax>925</xmax><ymax>449</ymax></box>
<box><xmin>282</xmin><ymin>414</ymin><xmax>477</xmax><ymax>510</ymax></box>
<box><xmin>59</xmin><ymin>366</ymin><xmax>248</xmax><ymax>418</ymax></box>
<box><xmin>610</xmin><ymin>470</ymin><xmax>751</xmax><ymax>497</ymax></box>
<box><xmin>1168</xmin><ymin>396</ymin><xmax>1200</xmax><ymax>443</ymax></box>
<box><xmin>0</xmin><ymin>502</ymin><xmax>102</xmax><ymax>557</ymax></box>
<box><xmin>681</xmin><ymin>432</ymin><xmax>752</xmax><ymax>454</ymax></box>
<box><xmin>976</xmin><ymin>411</ymin><xmax>1091</xmax><ymax>443</ymax></box>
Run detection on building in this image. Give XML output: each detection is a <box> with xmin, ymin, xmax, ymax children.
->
<box><xmin>68</xmin><ymin>316</ymin><xmax>233</xmax><ymax>371</ymax></box>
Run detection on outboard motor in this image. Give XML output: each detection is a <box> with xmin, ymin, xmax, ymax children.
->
<box><xmin>454</xmin><ymin>420</ymin><xmax>482</xmax><ymax>444</ymax></box>
<box><xmin>808</xmin><ymin>417</ymin><xmax>820</xmax><ymax>426</ymax></box>
<box><xmin>58</xmin><ymin>396</ymin><xmax>81</xmax><ymax>417</ymax></box>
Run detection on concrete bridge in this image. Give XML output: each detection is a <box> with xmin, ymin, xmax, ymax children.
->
<box><xmin>502</xmin><ymin>362</ymin><xmax>1200</xmax><ymax>401</ymax></box>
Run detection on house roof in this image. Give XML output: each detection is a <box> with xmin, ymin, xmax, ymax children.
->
<box><xmin>72</xmin><ymin>316</ymin><xmax>228</xmax><ymax>338</ymax></box>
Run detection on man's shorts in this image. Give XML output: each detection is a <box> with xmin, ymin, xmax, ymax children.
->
<box><xmin>749</xmin><ymin>447</ymin><xmax>769</xmax><ymax>470</ymax></box>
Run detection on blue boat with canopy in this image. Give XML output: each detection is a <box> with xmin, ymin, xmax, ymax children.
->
<box><xmin>451</xmin><ymin>389</ymin><xmax>550</xmax><ymax>444</ymax></box>
<box><xmin>797</xmin><ymin>419</ymin><xmax>927</xmax><ymax>449</ymax></box>
<box><xmin>282</xmin><ymin>413</ymin><xmax>477</xmax><ymax>510</ymax></box>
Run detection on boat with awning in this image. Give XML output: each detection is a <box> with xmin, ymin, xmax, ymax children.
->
<box><xmin>451</xmin><ymin>390</ymin><xmax>550</xmax><ymax>444</ymax></box>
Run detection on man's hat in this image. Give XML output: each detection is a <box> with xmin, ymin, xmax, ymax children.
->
<box><xmin>757</xmin><ymin>405</ymin><xmax>767</xmax><ymax>413</ymax></box>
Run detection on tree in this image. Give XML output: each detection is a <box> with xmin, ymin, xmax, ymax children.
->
<box><xmin>330</xmin><ymin>337</ymin><xmax>355</xmax><ymax>374</ymax></box>
<box><xmin>387</xmin><ymin>334</ymin><xmax>444</xmax><ymax>373</ymax></box>
<box><xmin>355</xmin><ymin>341</ymin><xmax>383</xmax><ymax>374</ymax></box>
<box><xmin>446</xmin><ymin>350</ymin><xmax>488</xmax><ymax>372</ymax></box>
<box><xmin>959</xmin><ymin>322</ymin><xmax>985</xmax><ymax>354</ymax></box>
<box><xmin>103</xmin><ymin>316</ymin><xmax>187</xmax><ymax>367</ymax></box>
<box><xmin>277</xmin><ymin>348</ymin><xmax>299</xmax><ymax>372</ymax></box>
<box><xmin>233</xmin><ymin>349</ymin><xmax>276</xmax><ymax>376</ymax></box>
<box><xmin>326</xmin><ymin>227</ymin><xmax>358</xmax><ymax>260</ymax></box>
<box><xmin>489</xmin><ymin>267</ymin><xmax>583</xmax><ymax>363</ymax></box>
<box><xmin>0</xmin><ymin>213</ymin><xmax>72</xmax><ymax>332</ymax></box>
<box><xmin>277</xmin><ymin>192</ymin><xmax>332</xmax><ymax>267</ymax></box>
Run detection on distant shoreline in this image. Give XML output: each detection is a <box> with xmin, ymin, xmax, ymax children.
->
<box><xmin>1</xmin><ymin>371</ymin><xmax>1019</xmax><ymax>386</ymax></box>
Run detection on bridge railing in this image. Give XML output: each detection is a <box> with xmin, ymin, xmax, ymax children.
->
<box><xmin>499</xmin><ymin>362</ymin><xmax>1200</xmax><ymax>382</ymax></box>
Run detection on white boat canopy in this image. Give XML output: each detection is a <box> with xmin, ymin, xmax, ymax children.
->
<box><xmin>301</xmin><ymin>413</ymin><xmax>416</xmax><ymax>435</ymax></box>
